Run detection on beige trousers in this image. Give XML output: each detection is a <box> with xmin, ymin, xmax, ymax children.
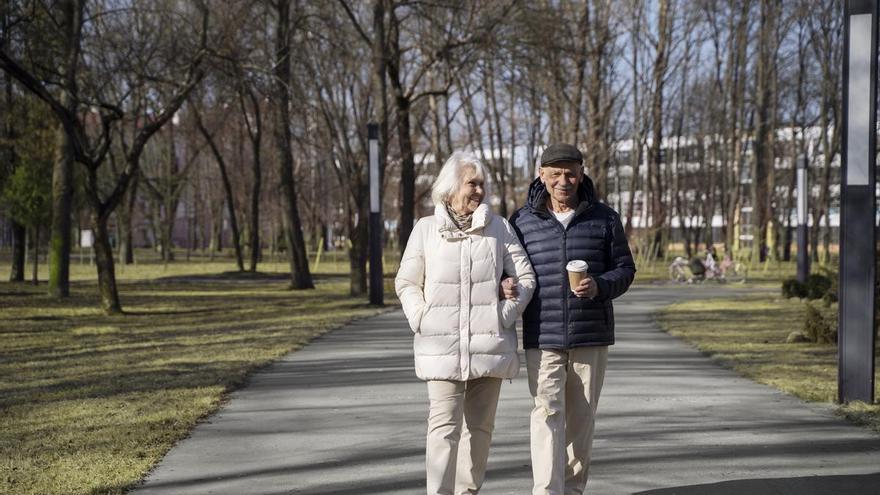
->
<box><xmin>425</xmin><ymin>377</ymin><xmax>503</xmax><ymax>495</ymax></box>
<box><xmin>526</xmin><ymin>346</ymin><xmax>608</xmax><ymax>495</ymax></box>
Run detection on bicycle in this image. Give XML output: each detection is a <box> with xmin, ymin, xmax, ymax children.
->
<box><xmin>720</xmin><ymin>256</ymin><xmax>748</xmax><ymax>283</ymax></box>
<box><xmin>669</xmin><ymin>256</ymin><xmax>730</xmax><ymax>284</ymax></box>
<box><xmin>669</xmin><ymin>257</ymin><xmax>690</xmax><ymax>283</ymax></box>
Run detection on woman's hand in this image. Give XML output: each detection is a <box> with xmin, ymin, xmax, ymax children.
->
<box><xmin>500</xmin><ymin>276</ymin><xmax>518</xmax><ymax>300</ymax></box>
<box><xmin>572</xmin><ymin>276</ymin><xmax>598</xmax><ymax>299</ymax></box>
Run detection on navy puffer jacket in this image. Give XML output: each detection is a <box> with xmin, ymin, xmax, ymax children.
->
<box><xmin>510</xmin><ymin>176</ymin><xmax>636</xmax><ymax>349</ymax></box>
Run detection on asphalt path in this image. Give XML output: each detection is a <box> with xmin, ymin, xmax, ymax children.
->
<box><xmin>131</xmin><ymin>285</ymin><xmax>880</xmax><ymax>495</ymax></box>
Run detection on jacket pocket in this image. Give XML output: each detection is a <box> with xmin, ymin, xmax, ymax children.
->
<box><xmin>407</xmin><ymin>302</ymin><xmax>428</xmax><ymax>334</ymax></box>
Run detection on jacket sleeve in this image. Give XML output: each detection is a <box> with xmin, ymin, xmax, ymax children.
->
<box><xmin>594</xmin><ymin>212</ymin><xmax>636</xmax><ymax>301</ymax></box>
<box><xmin>500</xmin><ymin>218</ymin><xmax>536</xmax><ymax>317</ymax></box>
<box><xmin>395</xmin><ymin>219</ymin><xmax>427</xmax><ymax>333</ymax></box>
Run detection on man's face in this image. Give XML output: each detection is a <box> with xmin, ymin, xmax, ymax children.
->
<box><xmin>539</xmin><ymin>161</ymin><xmax>583</xmax><ymax>207</ymax></box>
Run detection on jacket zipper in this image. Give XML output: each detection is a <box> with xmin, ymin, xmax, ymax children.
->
<box><xmin>538</xmin><ymin>197</ymin><xmax>589</xmax><ymax>350</ymax></box>
<box><xmin>561</xmin><ymin>227</ymin><xmax>569</xmax><ymax>349</ymax></box>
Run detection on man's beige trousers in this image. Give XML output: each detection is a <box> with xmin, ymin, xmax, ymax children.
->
<box><xmin>526</xmin><ymin>346</ymin><xmax>608</xmax><ymax>495</ymax></box>
<box><xmin>425</xmin><ymin>377</ymin><xmax>502</xmax><ymax>495</ymax></box>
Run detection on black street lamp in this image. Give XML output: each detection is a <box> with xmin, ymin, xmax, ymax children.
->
<box><xmin>368</xmin><ymin>123</ymin><xmax>384</xmax><ymax>306</ymax></box>
<box><xmin>839</xmin><ymin>0</ymin><xmax>877</xmax><ymax>404</ymax></box>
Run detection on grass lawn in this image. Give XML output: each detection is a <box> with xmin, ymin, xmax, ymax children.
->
<box><xmin>656</xmin><ymin>294</ymin><xmax>880</xmax><ymax>432</ymax></box>
<box><xmin>0</xmin><ymin>264</ymin><xmax>390</xmax><ymax>495</ymax></box>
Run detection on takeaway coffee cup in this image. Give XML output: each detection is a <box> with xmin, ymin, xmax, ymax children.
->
<box><xmin>566</xmin><ymin>260</ymin><xmax>589</xmax><ymax>291</ymax></box>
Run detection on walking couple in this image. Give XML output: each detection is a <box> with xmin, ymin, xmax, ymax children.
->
<box><xmin>395</xmin><ymin>144</ymin><xmax>637</xmax><ymax>494</ymax></box>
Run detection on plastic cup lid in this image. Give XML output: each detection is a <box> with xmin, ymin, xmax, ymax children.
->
<box><xmin>566</xmin><ymin>260</ymin><xmax>588</xmax><ymax>272</ymax></box>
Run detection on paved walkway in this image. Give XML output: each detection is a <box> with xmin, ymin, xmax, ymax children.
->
<box><xmin>132</xmin><ymin>286</ymin><xmax>880</xmax><ymax>495</ymax></box>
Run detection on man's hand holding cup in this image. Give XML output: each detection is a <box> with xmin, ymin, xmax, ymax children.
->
<box><xmin>567</xmin><ymin>260</ymin><xmax>597</xmax><ymax>299</ymax></box>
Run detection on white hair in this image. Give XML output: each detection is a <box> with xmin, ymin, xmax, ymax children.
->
<box><xmin>431</xmin><ymin>151</ymin><xmax>491</xmax><ymax>206</ymax></box>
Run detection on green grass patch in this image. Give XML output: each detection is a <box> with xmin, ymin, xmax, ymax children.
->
<box><xmin>14</xmin><ymin>247</ymin><xmax>401</xmax><ymax>282</ymax></box>
<box><xmin>0</xmin><ymin>271</ymin><xmax>390</xmax><ymax>495</ymax></box>
<box><xmin>656</xmin><ymin>295</ymin><xmax>880</xmax><ymax>432</ymax></box>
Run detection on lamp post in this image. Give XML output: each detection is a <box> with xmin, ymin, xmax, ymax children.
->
<box><xmin>368</xmin><ymin>123</ymin><xmax>384</xmax><ymax>306</ymax></box>
<box><xmin>796</xmin><ymin>155</ymin><xmax>809</xmax><ymax>284</ymax></box>
<box><xmin>839</xmin><ymin>0</ymin><xmax>877</xmax><ymax>404</ymax></box>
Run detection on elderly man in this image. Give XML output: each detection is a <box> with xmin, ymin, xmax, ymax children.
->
<box><xmin>509</xmin><ymin>143</ymin><xmax>636</xmax><ymax>495</ymax></box>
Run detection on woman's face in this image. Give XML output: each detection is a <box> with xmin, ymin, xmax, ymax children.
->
<box><xmin>450</xmin><ymin>166</ymin><xmax>484</xmax><ymax>215</ymax></box>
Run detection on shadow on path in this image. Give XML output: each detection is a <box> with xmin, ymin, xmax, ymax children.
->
<box><xmin>633</xmin><ymin>473</ymin><xmax>880</xmax><ymax>495</ymax></box>
<box><xmin>132</xmin><ymin>287</ymin><xmax>880</xmax><ymax>495</ymax></box>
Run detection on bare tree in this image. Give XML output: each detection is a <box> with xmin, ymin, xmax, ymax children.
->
<box><xmin>193</xmin><ymin>103</ymin><xmax>245</xmax><ymax>271</ymax></box>
<box><xmin>1</xmin><ymin>0</ymin><xmax>208</xmax><ymax>313</ymax></box>
<box><xmin>582</xmin><ymin>0</ymin><xmax>617</xmax><ymax>199</ymax></box>
<box><xmin>238</xmin><ymin>83</ymin><xmax>264</xmax><ymax>272</ymax></box>
<box><xmin>386</xmin><ymin>1</ymin><xmax>513</xmax><ymax>253</ymax></box>
<box><xmin>1</xmin><ymin>4</ymin><xmax>25</xmax><ymax>282</ymax></box>
<box><xmin>646</xmin><ymin>0</ymin><xmax>673</xmax><ymax>258</ymax></box>
<box><xmin>305</xmin><ymin>2</ymin><xmax>374</xmax><ymax>295</ymax></box>
<box><xmin>272</xmin><ymin>0</ymin><xmax>313</xmax><ymax>289</ymax></box>
<box><xmin>807</xmin><ymin>0</ymin><xmax>841</xmax><ymax>264</ymax></box>
<box><xmin>0</xmin><ymin>0</ymin><xmax>83</xmax><ymax>296</ymax></box>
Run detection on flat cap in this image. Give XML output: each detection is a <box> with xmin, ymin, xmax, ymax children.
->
<box><xmin>540</xmin><ymin>143</ymin><xmax>583</xmax><ymax>166</ymax></box>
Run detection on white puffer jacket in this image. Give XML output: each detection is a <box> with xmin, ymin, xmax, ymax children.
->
<box><xmin>395</xmin><ymin>203</ymin><xmax>536</xmax><ymax>381</ymax></box>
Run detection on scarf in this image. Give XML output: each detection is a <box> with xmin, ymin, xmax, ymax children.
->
<box><xmin>445</xmin><ymin>202</ymin><xmax>473</xmax><ymax>231</ymax></box>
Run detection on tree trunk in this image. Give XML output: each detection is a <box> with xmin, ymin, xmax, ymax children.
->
<box><xmin>31</xmin><ymin>226</ymin><xmax>39</xmax><ymax>285</ymax></box>
<box><xmin>49</xmin><ymin>123</ymin><xmax>74</xmax><ymax>297</ymax></box>
<box><xmin>584</xmin><ymin>2</ymin><xmax>612</xmax><ymax>199</ymax></box>
<box><xmin>159</xmin><ymin>127</ymin><xmax>179</xmax><ymax>262</ymax></box>
<box><xmin>240</xmin><ymin>87</ymin><xmax>263</xmax><ymax>272</ymax></box>
<box><xmin>625</xmin><ymin>5</ymin><xmax>643</xmax><ymax>236</ymax></box>
<box><xmin>119</xmin><ymin>173</ymin><xmax>138</xmax><ymax>264</ymax></box>
<box><xmin>248</xmin><ymin>149</ymin><xmax>261</xmax><ymax>272</ymax></box>
<box><xmin>751</xmin><ymin>0</ymin><xmax>774</xmax><ymax>263</ymax></box>
<box><xmin>485</xmin><ymin>62</ymin><xmax>508</xmax><ymax>217</ymax></box>
<box><xmin>647</xmin><ymin>0</ymin><xmax>670</xmax><ymax>258</ymax></box>
<box><xmin>387</xmin><ymin>8</ymin><xmax>417</xmax><ymax>255</ymax></box>
<box><xmin>722</xmin><ymin>2</ymin><xmax>750</xmax><ymax>253</ymax></box>
<box><xmin>219</xmin><ymin>168</ymin><xmax>242</xmax><ymax>270</ymax></box>
<box><xmin>161</xmin><ymin>200</ymin><xmax>177</xmax><ymax>262</ymax></box>
<box><xmin>47</xmin><ymin>0</ymin><xmax>83</xmax><ymax>298</ymax></box>
<box><xmin>274</xmin><ymin>0</ymin><xmax>313</xmax><ymax>289</ymax></box>
<box><xmin>348</xmin><ymin>199</ymin><xmax>369</xmax><ymax>296</ymax></box>
<box><xmin>195</xmin><ymin>111</ymin><xmax>244</xmax><ymax>271</ymax></box>
<box><xmin>208</xmin><ymin>206</ymin><xmax>218</xmax><ymax>260</ymax></box>
<box><xmin>9</xmin><ymin>221</ymin><xmax>25</xmax><ymax>281</ymax></box>
<box><xmin>92</xmin><ymin>210</ymin><xmax>122</xmax><ymax>314</ymax></box>
<box><xmin>3</xmin><ymin>9</ymin><xmax>23</xmax><ymax>283</ymax></box>
<box><xmin>396</xmin><ymin>95</ymin><xmax>416</xmax><ymax>251</ymax></box>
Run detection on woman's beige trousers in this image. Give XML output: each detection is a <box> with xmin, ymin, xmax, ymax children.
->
<box><xmin>425</xmin><ymin>377</ymin><xmax>503</xmax><ymax>495</ymax></box>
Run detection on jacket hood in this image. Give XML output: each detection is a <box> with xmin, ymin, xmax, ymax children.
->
<box><xmin>525</xmin><ymin>175</ymin><xmax>597</xmax><ymax>213</ymax></box>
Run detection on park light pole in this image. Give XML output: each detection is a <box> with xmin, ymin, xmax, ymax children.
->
<box><xmin>839</xmin><ymin>0</ymin><xmax>877</xmax><ymax>404</ymax></box>
<box><xmin>368</xmin><ymin>123</ymin><xmax>384</xmax><ymax>306</ymax></box>
<box><xmin>796</xmin><ymin>154</ymin><xmax>809</xmax><ymax>284</ymax></box>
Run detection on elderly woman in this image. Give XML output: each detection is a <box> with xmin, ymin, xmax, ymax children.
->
<box><xmin>396</xmin><ymin>151</ymin><xmax>535</xmax><ymax>494</ymax></box>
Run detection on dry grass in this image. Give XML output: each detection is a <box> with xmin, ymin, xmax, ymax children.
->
<box><xmin>0</xmin><ymin>268</ymin><xmax>389</xmax><ymax>495</ymax></box>
<box><xmin>656</xmin><ymin>295</ymin><xmax>880</xmax><ymax>432</ymax></box>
